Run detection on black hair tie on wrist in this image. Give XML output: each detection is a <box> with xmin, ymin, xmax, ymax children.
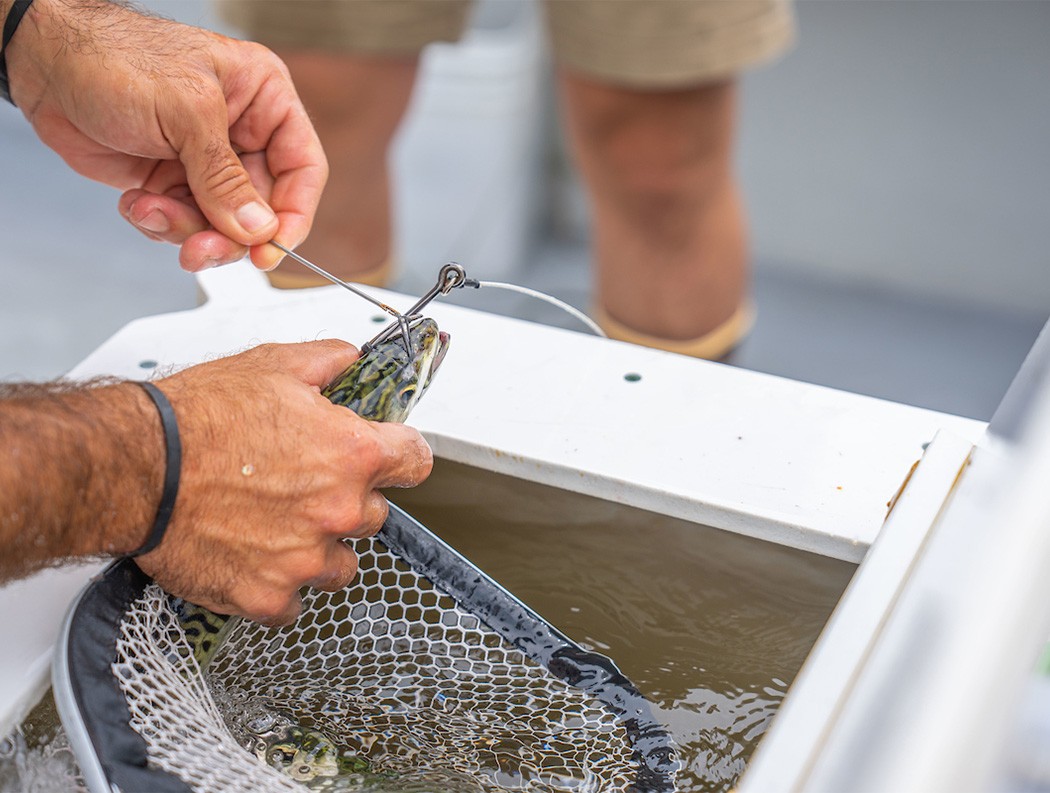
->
<box><xmin>132</xmin><ymin>381</ymin><xmax>182</xmax><ymax>557</ymax></box>
<box><xmin>0</xmin><ymin>0</ymin><xmax>34</xmax><ymax>105</ymax></box>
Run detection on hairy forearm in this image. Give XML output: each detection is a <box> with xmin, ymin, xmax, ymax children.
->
<box><xmin>3</xmin><ymin>0</ymin><xmax>167</xmax><ymax>113</ymax></box>
<box><xmin>0</xmin><ymin>380</ymin><xmax>161</xmax><ymax>580</ymax></box>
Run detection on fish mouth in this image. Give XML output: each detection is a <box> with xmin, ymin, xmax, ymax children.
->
<box><xmin>433</xmin><ymin>331</ymin><xmax>450</xmax><ymax>373</ymax></box>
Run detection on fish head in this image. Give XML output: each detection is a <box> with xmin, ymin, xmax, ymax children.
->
<box><xmin>322</xmin><ymin>317</ymin><xmax>450</xmax><ymax>422</ymax></box>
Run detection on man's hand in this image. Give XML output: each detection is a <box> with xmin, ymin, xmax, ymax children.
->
<box><xmin>0</xmin><ymin>341</ymin><xmax>433</xmax><ymax>625</ymax></box>
<box><xmin>3</xmin><ymin>0</ymin><xmax>326</xmax><ymax>271</ymax></box>
<box><xmin>135</xmin><ymin>340</ymin><xmax>433</xmax><ymax>624</ymax></box>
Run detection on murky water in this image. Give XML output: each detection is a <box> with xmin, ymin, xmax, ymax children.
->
<box><xmin>0</xmin><ymin>460</ymin><xmax>854</xmax><ymax>792</ymax></box>
<box><xmin>387</xmin><ymin>461</ymin><xmax>857</xmax><ymax>792</ymax></box>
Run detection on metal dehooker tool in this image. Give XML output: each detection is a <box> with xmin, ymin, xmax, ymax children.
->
<box><xmin>269</xmin><ymin>241</ymin><xmax>402</xmax><ymax>318</ymax></box>
<box><xmin>361</xmin><ymin>263</ymin><xmax>474</xmax><ymax>355</ymax></box>
<box><xmin>269</xmin><ymin>241</ymin><xmax>473</xmax><ymax>355</ymax></box>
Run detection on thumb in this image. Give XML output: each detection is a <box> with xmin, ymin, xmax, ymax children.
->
<box><xmin>175</xmin><ymin>104</ymin><xmax>279</xmax><ymax>245</ymax></box>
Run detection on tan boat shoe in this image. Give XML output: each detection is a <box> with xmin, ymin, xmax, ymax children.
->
<box><xmin>594</xmin><ymin>302</ymin><xmax>755</xmax><ymax>362</ymax></box>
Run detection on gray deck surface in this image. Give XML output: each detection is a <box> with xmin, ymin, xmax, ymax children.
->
<box><xmin>2</xmin><ymin>0</ymin><xmax>1046</xmax><ymax>422</ymax></box>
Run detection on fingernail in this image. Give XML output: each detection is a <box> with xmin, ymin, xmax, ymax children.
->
<box><xmin>136</xmin><ymin>209</ymin><xmax>169</xmax><ymax>234</ymax></box>
<box><xmin>263</xmin><ymin>257</ymin><xmax>283</xmax><ymax>272</ymax></box>
<box><xmin>236</xmin><ymin>202</ymin><xmax>276</xmax><ymax>234</ymax></box>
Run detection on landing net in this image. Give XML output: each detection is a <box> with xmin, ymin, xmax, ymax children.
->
<box><xmin>56</xmin><ymin>505</ymin><xmax>678</xmax><ymax>793</ymax></box>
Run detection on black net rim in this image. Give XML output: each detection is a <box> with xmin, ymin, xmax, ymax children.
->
<box><xmin>57</xmin><ymin>556</ymin><xmax>190</xmax><ymax>793</ymax></box>
<box><xmin>56</xmin><ymin>503</ymin><xmax>679</xmax><ymax>792</ymax></box>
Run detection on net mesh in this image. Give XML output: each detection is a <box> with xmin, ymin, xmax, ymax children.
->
<box><xmin>111</xmin><ymin>535</ymin><xmax>645</xmax><ymax>792</ymax></box>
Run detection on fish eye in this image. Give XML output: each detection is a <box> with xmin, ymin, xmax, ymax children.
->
<box><xmin>398</xmin><ymin>385</ymin><xmax>416</xmax><ymax>405</ymax></box>
<box><xmin>270</xmin><ymin>748</ymin><xmax>294</xmax><ymax>765</ymax></box>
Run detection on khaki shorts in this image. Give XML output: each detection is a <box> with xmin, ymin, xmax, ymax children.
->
<box><xmin>218</xmin><ymin>0</ymin><xmax>795</xmax><ymax>86</ymax></box>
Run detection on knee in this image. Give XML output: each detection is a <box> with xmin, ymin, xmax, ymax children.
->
<box><xmin>565</xmin><ymin>78</ymin><xmax>737</xmax><ymax>204</ymax></box>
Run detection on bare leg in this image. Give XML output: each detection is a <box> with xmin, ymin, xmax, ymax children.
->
<box><xmin>270</xmin><ymin>52</ymin><xmax>419</xmax><ymax>285</ymax></box>
<box><xmin>558</xmin><ymin>72</ymin><xmax>748</xmax><ymax>351</ymax></box>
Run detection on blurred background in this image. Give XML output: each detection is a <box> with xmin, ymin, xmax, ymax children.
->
<box><xmin>1</xmin><ymin>0</ymin><xmax>1047</xmax><ymax>420</ymax></box>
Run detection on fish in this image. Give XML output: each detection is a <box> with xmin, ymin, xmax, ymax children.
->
<box><xmin>235</xmin><ymin>703</ymin><xmax>378</xmax><ymax>784</ymax></box>
<box><xmin>172</xmin><ymin>317</ymin><xmax>451</xmax><ymax>782</ymax></box>
<box><xmin>323</xmin><ymin>317</ymin><xmax>449</xmax><ymax>423</ymax></box>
